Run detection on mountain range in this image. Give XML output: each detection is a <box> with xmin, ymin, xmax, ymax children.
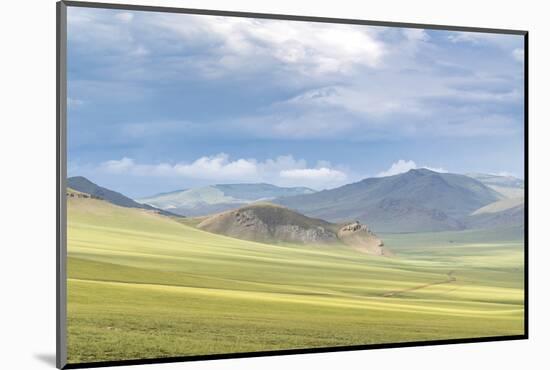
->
<box><xmin>69</xmin><ymin>169</ymin><xmax>525</xmax><ymax>234</ymax></box>
<box><xmin>137</xmin><ymin>183</ymin><xmax>315</xmax><ymax>216</ymax></box>
<box><xmin>274</xmin><ymin>169</ymin><xmax>510</xmax><ymax>232</ymax></box>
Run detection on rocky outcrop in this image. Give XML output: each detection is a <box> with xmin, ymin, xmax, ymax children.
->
<box><xmin>272</xmin><ymin>224</ymin><xmax>338</xmax><ymax>244</ymax></box>
<box><xmin>67</xmin><ymin>188</ymin><xmax>103</xmax><ymax>200</ymax></box>
<box><xmin>337</xmin><ymin>221</ymin><xmax>390</xmax><ymax>256</ymax></box>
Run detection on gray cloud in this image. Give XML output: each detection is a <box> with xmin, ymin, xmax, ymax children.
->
<box><xmin>68</xmin><ymin>7</ymin><xmax>524</xmax><ymax>142</ymax></box>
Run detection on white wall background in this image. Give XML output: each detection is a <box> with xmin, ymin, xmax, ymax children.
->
<box><xmin>1</xmin><ymin>0</ymin><xmax>547</xmax><ymax>369</ymax></box>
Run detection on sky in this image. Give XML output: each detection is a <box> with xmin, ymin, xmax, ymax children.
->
<box><xmin>67</xmin><ymin>7</ymin><xmax>525</xmax><ymax>198</ymax></box>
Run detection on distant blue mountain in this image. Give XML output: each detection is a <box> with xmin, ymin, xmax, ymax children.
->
<box><xmin>274</xmin><ymin>169</ymin><xmax>503</xmax><ymax>233</ymax></box>
<box><xmin>137</xmin><ymin>183</ymin><xmax>316</xmax><ymax>217</ymax></box>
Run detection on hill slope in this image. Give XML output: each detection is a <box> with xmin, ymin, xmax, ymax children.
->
<box><xmin>67</xmin><ymin>176</ymin><xmax>175</xmax><ymax>216</ymax></box>
<box><xmin>466</xmin><ymin>173</ymin><xmax>524</xmax><ymax>199</ymax></box>
<box><xmin>274</xmin><ymin>169</ymin><xmax>501</xmax><ymax>233</ymax></box>
<box><xmin>471</xmin><ymin>197</ymin><xmax>524</xmax><ymax>216</ymax></box>
<box><xmin>137</xmin><ymin>183</ymin><xmax>315</xmax><ymax>216</ymax></box>
<box><xmin>465</xmin><ymin>197</ymin><xmax>524</xmax><ymax>229</ymax></box>
<box><xmin>66</xmin><ymin>192</ymin><xmax>524</xmax><ymax>362</ymax></box>
<box><xmin>196</xmin><ymin>203</ymin><xmax>388</xmax><ymax>256</ymax></box>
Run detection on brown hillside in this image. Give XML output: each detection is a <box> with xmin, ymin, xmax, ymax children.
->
<box><xmin>196</xmin><ymin>203</ymin><xmax>389</xmax><ymax>256</ymax></box>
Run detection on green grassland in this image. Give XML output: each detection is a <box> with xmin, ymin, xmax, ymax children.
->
<box><xmin>66</xmin><ymin>197</ymin><xmax>524</xmax><ymax>364</ymax></box>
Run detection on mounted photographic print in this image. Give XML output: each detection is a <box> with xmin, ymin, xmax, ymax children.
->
<box><xmin>56</xmin><ymin>1</ymin><xmax>528</xmax><ymax>368</ymax></box>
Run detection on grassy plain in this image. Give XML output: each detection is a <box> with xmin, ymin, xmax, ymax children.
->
<box><xmin>66</xmin><ymin>197</ymin><xmax>524</xmax><ymax>363</ymax></box>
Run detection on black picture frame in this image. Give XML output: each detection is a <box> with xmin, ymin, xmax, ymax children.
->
<box><xmin>56</xmin><ymin>1</ymin><xmax>529</xmax><ymax>368</ymax></box>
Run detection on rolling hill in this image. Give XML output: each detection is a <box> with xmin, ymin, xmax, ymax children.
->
<box><xmin>137</xmin><ymin>183</ymin><xmax>315</xmax><ymax>216</ymax></box>
<box><xmin>67</xmin><ymin>191</ymin><xmax>524</xmax><ymax>362</ymax></box>
<box><xmin>274</xmin><ymin>169</ymin><xmax>502</xmax><ymax>233</ymax></box>
<box><xmin>471</xmin><ymin>197</ymin><xmax>524</xmax><ymax>215</ymax></box>
<box><xmin>462</xmin><ymin>174</ymin><xmax>525</xmax><ymax>229</ymax></box>
<box><xmin>196</xmin><ymin>203</ymin><xmax>388</xmax><ymax>256</ymax></box>
<box><xmin>67</xmin><ymin>176</ymin><xmax>175</xmax><ymax>216</ymax></box>
<box><xmin>466</xmin><ymin>173</ymin><xmax>524</xmax><ymax>199</ymax></box>
<box><xmin>465</xmin><ymin>197</ymin><xmax>525</xmax><ymax>229</ymax></box>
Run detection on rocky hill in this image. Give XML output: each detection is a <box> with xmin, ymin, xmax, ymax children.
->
<box><xmin>196</xmin><ymin>203</ymin><xmax>388</xmax><ymax>256</ymax></box>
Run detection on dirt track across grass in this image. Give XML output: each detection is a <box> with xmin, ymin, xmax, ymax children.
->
<box><xmin>382</xmin><ymin>271</ymin><xmax>457</xmax><ymax>298</ymax></box>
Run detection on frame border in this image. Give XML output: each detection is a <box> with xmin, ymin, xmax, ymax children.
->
<box><xmin>56</xmin><ymin>1</ymin><xmax>529</xmax><ymax>369</ymax></box>
<box><xmin>62</xmin><ymin>0</ymin><xmax>527</xmax><ymax>34</ymax></box>
<box><xmin>57</xmin><ymin>1</ymin><xmax>68</xmax><ymax>369</ymax></box>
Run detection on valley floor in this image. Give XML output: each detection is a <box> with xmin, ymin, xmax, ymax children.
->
<box><xmin>66</xmin><ymin>198</ymin><xmax>525</xmax><ymax>364</ymax></box>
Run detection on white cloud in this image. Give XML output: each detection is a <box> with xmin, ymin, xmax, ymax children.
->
<box><xmin>67</xmin><ymin>7</ymin><xmax>524</xmax><ymax>143</ymax></box>
<box><xmin>447</xmin><ymin>32</ymin><xmax>524</xmax><ymax>57</ymax></box>
<box><xmin>286</xmin><ymin>85</ymin><xmax>426</xmax><ymax>117</ymax></box>
<box><xmin>99</xmin><ymin>154</ymin><xmax>349</xmax><ymax>189</ymax></box>
<box><xmin>68</xmin><ymin>7</ymin><xmax>385</xmax><ymax>81</ymax></box>
<box><xmin>280</xmin><ymin>167</ymin><xmax>347</xmax><ymax>185</ymax></box>
<box><xmin>101</xmin><ymin>154</ymin><xmax>257</xmax><ymax>180</ymax></box>
<box><xmin>102</xmin><ymin>157</ymin><xmax>135</xmax><ymax>173</ymax></box>
<box><xmin>447</xmin><ymin>32</ymin><xmax>510</xmax><ymax>46</ymax></box>
<box><xmin>245</xmin><ymin>61</ymin><xmax>523</xmax><ymax>140</ymax></box>
<box><xmin>402</xmin><ymin>28</ymin><xmax>430</xmax><ymax>42</ymax></box>
<box><xmin>447</xmin><ymin>32</ymin><xmax>483</xmax><ymax>44</ymax></box>
<box><xmin>154</xmin><ymin>14</ymin><xmax>385</xmax><ymax>77</ymax></box>
<box><xmin>377</xmin><ymin>159</ymin><xmax>417</xmax><ymax>177</ymax></box>
<box><xmin>377</xmin><ymin>160</ymin><xmax>447</xmax><ymax>177</ymax></box>
<box><xmin>174</xmin><ymin>154</ymin><xmax>257</xmax><ymax>179</ymax></box>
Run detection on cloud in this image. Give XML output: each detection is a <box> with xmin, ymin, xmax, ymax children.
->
<box><xmin>68</xmin><ymin>7</ymin><xmax>525</xmax><ymax>142</ymax></box>
<box><xmin>101</xmin><ymin>154</ymin><xmax>257</xmax><ymax>179</ymax></box>
<box><xmin>280</xmin><ymin>167</ymin><xmax>347</xmax><ymax>184</ymax></box>
<box><xmin>447</xmin><ymin>32</ymin><xmax>486</xmax><ymax>44</ymax></box>
<box><xmin>402</xmin><ymin>28</ymin><xmax>430</xmax><ymax>42</ymax></box>
<box><xmin>102</xmin><ymin>157</ymin><xmax>135</xmax><ymax>173</ymax></box>
<box><xmin>152</xmin><ymin>13</ymin><xmax>385</xmax><ymax>77</ymax></box>
<box><xmin>447</xmin><ymin>32</ymin><xmax>517</xmax><ymax>48</ymax></box>
<box><xmin>68</xmin><ymin>7</ymin><xmax>385</xmax><ymax>82</ymax></box>
<box><xmin>233</xmin><ymin>75</ymin><xmax>522</xmax><ymax>140</ymax></box>
<box><xmin>377</xmin><ymin>159</ymin><xmax>417</xmax><ymax>177</ymax></box>
<box><xmin>377</xmin><ymin>160</ymin><xmax>447</xmax><ymax>177</ymax></box>
<box><xmin>174</xmin><ymin>154</ymin><xmax>258</xmax><ymax>179</ymax></box>
<box><xmin>99</xmin><ymin>154</ymin><xmax>349</xmax><ymax>189</ymax></box>
<box><xmin>446</xmin><ymin>32</ymin><xmax>525</xmax><ymax>64</ymax></box>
